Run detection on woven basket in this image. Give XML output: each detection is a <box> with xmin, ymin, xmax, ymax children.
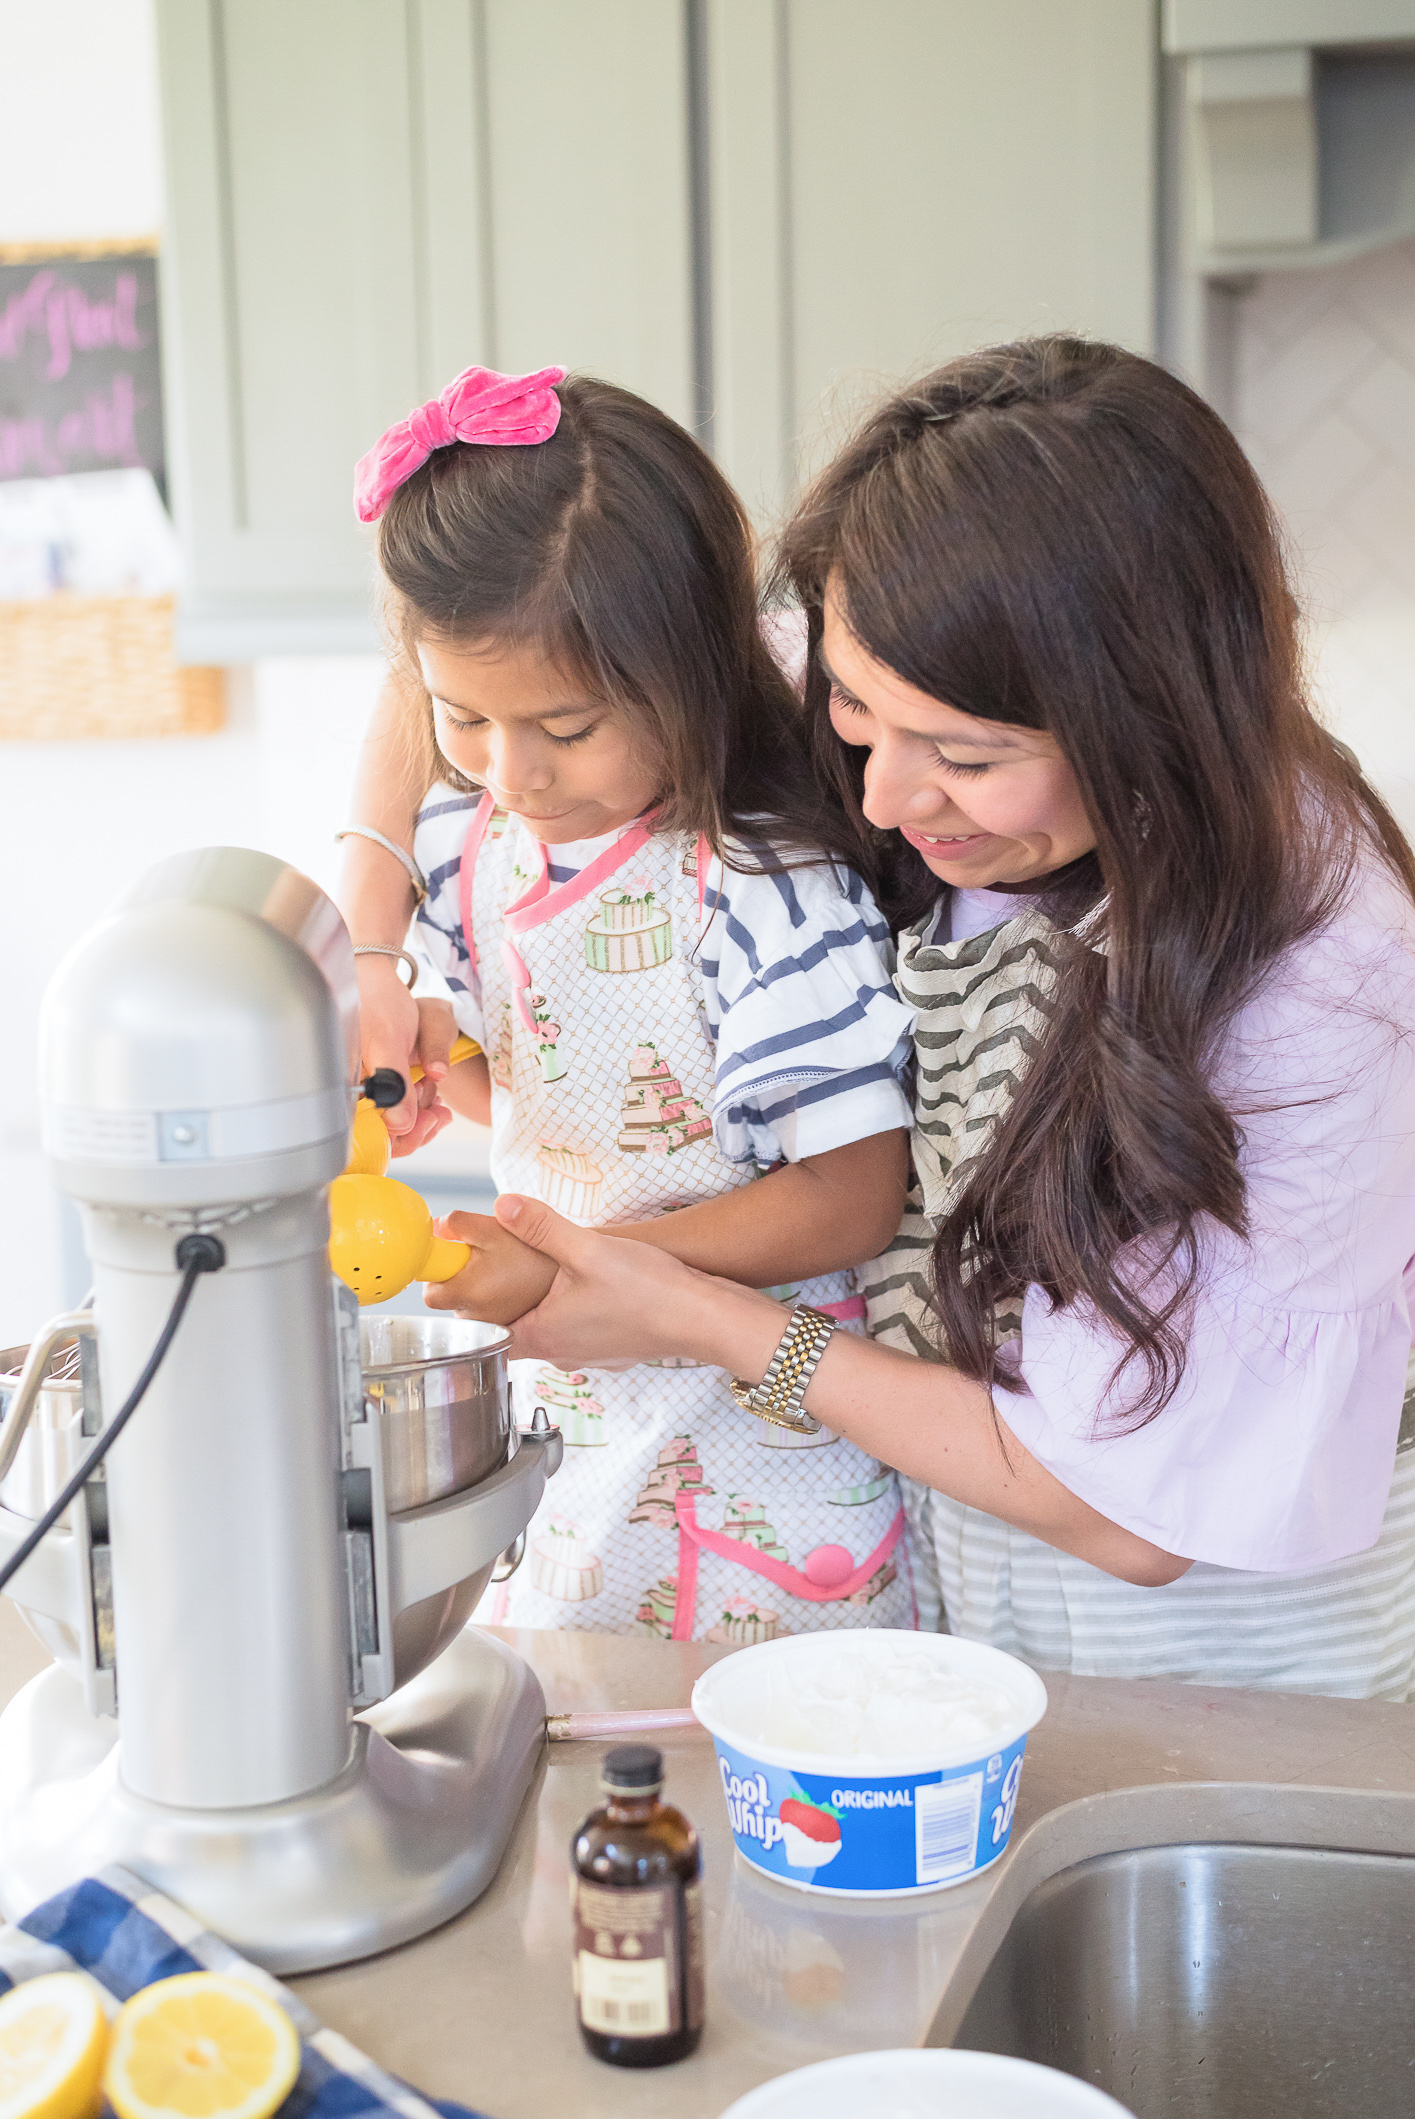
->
<box><xmin>0</xmin><ymin>595</ymin><xmax>224</xmax><ymax>741</ymax></box>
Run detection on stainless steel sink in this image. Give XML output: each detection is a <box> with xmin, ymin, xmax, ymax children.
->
<box><xmin>952</xmin><ymin>1841</ymin><xmax>1415</xmax><ymax>2117</ymax></box>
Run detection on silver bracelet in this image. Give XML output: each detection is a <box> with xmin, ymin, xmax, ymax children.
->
<box><xmin>727</xmin><ymin>1305</ymin><xmax>835</xmax><ymax>1434</ymax></box>
<box><xmin>335</xmin><ymin>827</ymin><xmax>428</xmax><ymax>906</ymax></box>
<box><xmin>353</xmin><ymin>944</ymin><xmax>419</xmax><ymax>989</ymax></box>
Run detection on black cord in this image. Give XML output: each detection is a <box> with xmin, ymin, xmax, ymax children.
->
<box><xmin>0</xmin><ymin>1232</ymin><xmax>226</xmax><ymax>1599</ymax></box>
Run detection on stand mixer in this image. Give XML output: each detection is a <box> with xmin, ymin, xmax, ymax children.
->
<box><xmin>0</xmin><ymin>847</ymin><xmax>560</xmax><ymax>1974</ymax></box>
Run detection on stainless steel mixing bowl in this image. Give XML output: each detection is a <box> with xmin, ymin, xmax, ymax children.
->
<box><xmin>359</xmin><ymin>1314</ymin><xmax>512</xmax><ymax>1511</ymax></box>
<box><xmin>359</xmin><ymin>1315</ymin><xmax>514</xmax><ymax>1688</ymax></box>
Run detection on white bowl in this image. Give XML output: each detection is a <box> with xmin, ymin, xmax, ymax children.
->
<box><xmin>718</xmin><ymin>2049</ymin><xmax>1136</xmax><ymax>2118</ymax></box>
<box><xmin>691</xmin><ymin>1629</ymin><xmax>1047</xmax><ymax>1896</ymax></box>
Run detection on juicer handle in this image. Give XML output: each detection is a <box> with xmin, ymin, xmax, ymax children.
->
<box><xmin>0</xmin><ymin>1311</ymin><xmax>96</xmax><ymax>1485</ymax></box>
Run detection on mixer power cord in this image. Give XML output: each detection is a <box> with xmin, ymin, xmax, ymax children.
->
<box><xmin>0</xmin><ymin>1233</ymin><xmax>226</xmax><ymax>1600</ymax></box>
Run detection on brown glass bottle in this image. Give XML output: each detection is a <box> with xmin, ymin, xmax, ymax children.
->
<box><xmin>571</xmin><ymin>1744</ymin><xmax>704</xmax><ymax>2068</ymax></box>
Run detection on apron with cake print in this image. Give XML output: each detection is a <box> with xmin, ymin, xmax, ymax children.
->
<box><xmin>459</xmin><ymin>793</ymin><xmax>913</xmax><ymax>1641</ymax></box>
<box><xmin>862</xmin><ymin>904</ymin><xmax>1415</xmax><ymax>1701</ymax></box>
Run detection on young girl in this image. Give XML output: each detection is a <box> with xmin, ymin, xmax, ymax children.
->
<box><xmin>341</xmin><ymin>362</ymin><xmax>916</xmax><ymax>1641</ymax></box>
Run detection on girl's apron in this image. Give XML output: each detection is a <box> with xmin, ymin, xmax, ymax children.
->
<box><xmin>461</xmin><ymin>796</ymin><xmax>912</xmax><ymax>1640</ymax></box>
<box><xmin>863</xmin><ymin>908</ymin><xmax>1415</xmax><ymax>1701</ymax></box>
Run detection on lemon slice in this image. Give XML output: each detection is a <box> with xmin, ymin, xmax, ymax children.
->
<box><xmin>0</xmin><ymin>1971</ymin><xmax>110</xmax><ymax>2119</ymax></box>
<box><xmin>104</xmin><ymin>1974</ymin><xmax>300</xmax><ymax>2119</ymax></box>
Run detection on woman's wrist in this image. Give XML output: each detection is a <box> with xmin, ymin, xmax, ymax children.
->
<box><xmin>683</xmin><ymin>1276</ymin><xmax>792</xmax><ymax>1377</ymax></box>
<box><xmin>355</xmin><ymin>948</ymin><xmax>416</xmax><ymax>993</ymax></box>
<box><xmin>338</xmin><ymin>839</ymin><xmax>417</xmax><ymax>950</ymax></box>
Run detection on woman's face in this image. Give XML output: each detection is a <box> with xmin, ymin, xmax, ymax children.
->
<box><xmin>822</xmin><ymin>588</ymin><xmax>1096</xmax><ymax>889</ymax></box>
<box><xmin>419</xmin><ymin>637</ymin><xmax>661</xmax><ymax>844</ymax></box>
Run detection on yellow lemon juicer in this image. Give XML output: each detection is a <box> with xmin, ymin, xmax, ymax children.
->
<box><xmin>329</xmin><ymin>1033</ymin><xmax>481</xmax><ymax>1305</ymax></box>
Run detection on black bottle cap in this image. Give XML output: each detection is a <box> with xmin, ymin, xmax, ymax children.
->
<box><xmin>601</xmin><ymin>1744</ymin><xmax>664</xmax><ymax>1792</ymax></box>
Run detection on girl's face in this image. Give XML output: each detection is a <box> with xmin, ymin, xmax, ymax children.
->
<box><xmin>419</xmin><ymin>637</ymin><xmax>661</xmax><ymax>844</ymax></box>
<box><xmin>821</xmin><ymin>587</ymin><xmax>1096</xmax><ymax>888</ymax></box>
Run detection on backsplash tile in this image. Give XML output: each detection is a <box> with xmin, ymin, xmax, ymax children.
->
<box><xmin>1235</xmin><ymin>240</ymin><xmax>1415</xmax><ymax>836</ymax></box>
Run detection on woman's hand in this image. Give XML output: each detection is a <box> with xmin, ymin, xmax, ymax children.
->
<box><xmin>489</xmin><ymin>1194</ymin><xmax>789</xmax><ymax>1372</ymax></box>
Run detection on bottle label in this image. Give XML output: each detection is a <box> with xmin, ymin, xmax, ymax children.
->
<box><xmin>574</xmin><ymin>1881</ymin><xmax>678</xmax><ymax>2037</ymax></box>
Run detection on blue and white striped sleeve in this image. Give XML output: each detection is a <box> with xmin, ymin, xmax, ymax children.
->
<box><xmin>409</xmin><ymin>790</ymin><xmax>484</xmax><ymax>1045</ymax></box>
<box><xmin>701</xmin><ymin>851</ymin><xmax>915</xmax><ymax>1165</ymax></box>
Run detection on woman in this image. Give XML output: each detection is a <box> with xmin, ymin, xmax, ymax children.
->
<box><xmin>446</xmin><ymin>337</ymin><xmax>1415</xmax><ymax>1699</ymax></box>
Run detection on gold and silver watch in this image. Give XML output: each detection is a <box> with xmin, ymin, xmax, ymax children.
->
<box><xmin>727</xmin><ymin>1304</ymin><xmax>836</xmax><ymax>1434</ymax></box>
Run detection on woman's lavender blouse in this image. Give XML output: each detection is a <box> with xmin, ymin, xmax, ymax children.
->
<box><xmin>964</xmin><ymin>857</ymin><xmax>1415</xmax><ymax>1573</ymax></box>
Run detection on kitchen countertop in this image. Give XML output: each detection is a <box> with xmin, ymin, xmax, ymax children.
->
<box><xmin>1</xmin><ymin>1605</ymin><xmax>1412</xmax><ymax>2119</ymax></box>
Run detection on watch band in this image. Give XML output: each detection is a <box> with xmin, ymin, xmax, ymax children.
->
<box><xmin>728</xmin><ymin>1305</ymin><xmax>836</xmax><ymax>1434</ymax></box>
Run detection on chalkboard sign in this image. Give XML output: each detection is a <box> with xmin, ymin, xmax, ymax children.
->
<box><xmin>0</xmin><ymin>248</ymin><xmax>164</xmax><ymax>490</ymax></box>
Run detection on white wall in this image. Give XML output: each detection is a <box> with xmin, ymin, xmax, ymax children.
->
<box><xmin>1234</xmin><ymin>240</ymin><xmax>1415</xmax><ymax>842</ymax></box>
<box><xmin>0</xmin><ymin>659</ymin><xmax>386</xmax><ymax>1347</ymax></box>
<box><xmin>0</xmin><ymin>1</ymin><xmax>387</xmax><ymax>1345</ymax></box>
<box><xmin>0</xmin><ymin>0</ymin><xmax>163</xmax><ymax>244</ymax></box>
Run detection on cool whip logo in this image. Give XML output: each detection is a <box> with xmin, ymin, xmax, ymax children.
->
<box><xmin>990</xmin><ymin>1755</ymin><xmax>1023</xmax><ymax>1846</ymax></box>
<box><xmin>720</xmin><ymin>1763</ymin><xmax>845</xmax><ymax>1869</ymax></box>
<box><xmin>720</xmin><ymin>1764</ymin><xmax>786</xmax><ymax>1851</ymax></box>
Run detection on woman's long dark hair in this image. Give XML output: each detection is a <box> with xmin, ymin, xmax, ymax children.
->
<box><xmin>778</xmin><ymin>335</ymin><xmax>1415</xmax><ymax>1424</ymax></box>
<box><xmin>377</xmin><ymin>373</ymin><xmax>862</xmax><ymax>870</ymax></box>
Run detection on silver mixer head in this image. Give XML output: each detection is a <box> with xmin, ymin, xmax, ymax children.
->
<box><xmin>40</xmin><ymin>846</ymin><xmax>359</xmax><ymax>1214</ymax></box>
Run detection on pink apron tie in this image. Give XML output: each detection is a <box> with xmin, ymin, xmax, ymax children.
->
<box><xmin>670</xmin><ymin>1495</ymin><xmax>905</xmax><ymax>1640</ymax></box>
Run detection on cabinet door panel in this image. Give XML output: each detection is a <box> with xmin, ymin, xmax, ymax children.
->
<box><xmin>220</xmin><ymin>0</ymin><xmax>422</xmax><ymax>546</ymax></box>
<box><xmin>482</xmin><ymin>0</ymin><xmax>695</xmax><ymax>427</ymax></box>
<box><xmin>708</xmin><ymin>0</ymin><xmax>1155</xmax><ymax>506</ymax></box>
<box><xmin>157</xmin><ymin>0</ymin><xmax>488</xmax><ymax>650</ymax></box>
<box><xmin>788</xmin><ymin>0</ymin><xmax>1154</xmax><ymax>459</ymax></box>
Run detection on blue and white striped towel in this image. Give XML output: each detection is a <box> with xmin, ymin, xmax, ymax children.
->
<box><xmin>0</xmin><ymin>1867</ymin><xmax>489</xmax><ymax>2119</ymax></box>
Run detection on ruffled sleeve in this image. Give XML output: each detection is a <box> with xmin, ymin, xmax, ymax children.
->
<box><xmin>998</xmin><ymin>862</ymin><xmax>1415</xmax><ymax>1572</ymax></box>
<box><xmin>701</xmin><ymin>850</ymin><xmax>915</xmax><ymax>1165</ymax></box>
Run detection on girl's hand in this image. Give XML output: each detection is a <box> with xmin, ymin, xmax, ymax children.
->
<box><xmin>424</xmin><ymin>1211</ymin><xmax>558</xmax><ymax>1324</ymax></box>
<box><xmin>488</xmin><ymin>1195</ymin><xmax>787</xmax><ymax>1374</ymax></box>
<box><xmin>383</xmin><ymin>997</ymin><xmax>457</xmax><ymax>1158</ymax></box>
<box><xmin>356</xmin><ymin>954</ymin><xmax>426</xmax><ymax>1140</ymax></box>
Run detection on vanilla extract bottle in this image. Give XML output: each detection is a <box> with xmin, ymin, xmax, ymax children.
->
<box><xmin>571</xmin><ymin>1744</ymin><xmax>704</xmax><ymax>2067</ymax></box>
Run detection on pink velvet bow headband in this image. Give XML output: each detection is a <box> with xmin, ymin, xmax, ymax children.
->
<box><xmin>354</xmin><ymin>362</ymin><xmax>566</xmax><ymax>522</ymax></box>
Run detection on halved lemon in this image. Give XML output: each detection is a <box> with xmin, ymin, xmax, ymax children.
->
<box><xmin>103</xmin><ymin>1974</ymin><xmax>300</xmax><ymax>2119</ymax></box>
<box><xmin>0</xmin><ymin>1971</ymin><xmax>110</xmax><ymax>2119</ymax></box>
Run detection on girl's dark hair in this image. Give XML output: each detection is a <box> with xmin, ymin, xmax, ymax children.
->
<box><xmin>778</xmin><ymin>334</ymin><xmax>1415</xmax><ymax>1424</ymax></box>
<box><xmin>377</xmin><ymin>372</ymin><xmax>861</xmax><ymax>870</ymax></box>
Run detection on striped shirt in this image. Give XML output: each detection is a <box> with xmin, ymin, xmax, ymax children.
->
<box><xmin>412</xmin><ymin>793</ymin><xmax>915</xmax><ymax>1164</ymax></box>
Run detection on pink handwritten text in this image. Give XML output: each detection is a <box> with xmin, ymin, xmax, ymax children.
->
<box><xmin>0</xmin><ymin>374</ymin><xmax>142</xmax><ymax>478</ymax></box>
<box><xmin>0</xmin><ymin>270</ymin><xmax>145</xmax><ymax>379</ymax></box>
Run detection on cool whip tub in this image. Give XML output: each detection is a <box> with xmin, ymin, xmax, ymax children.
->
<box><xmin>690</xmin><ymin>1630</ymin><xmax>1047</xmax><ymax>1897</ymax></box>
